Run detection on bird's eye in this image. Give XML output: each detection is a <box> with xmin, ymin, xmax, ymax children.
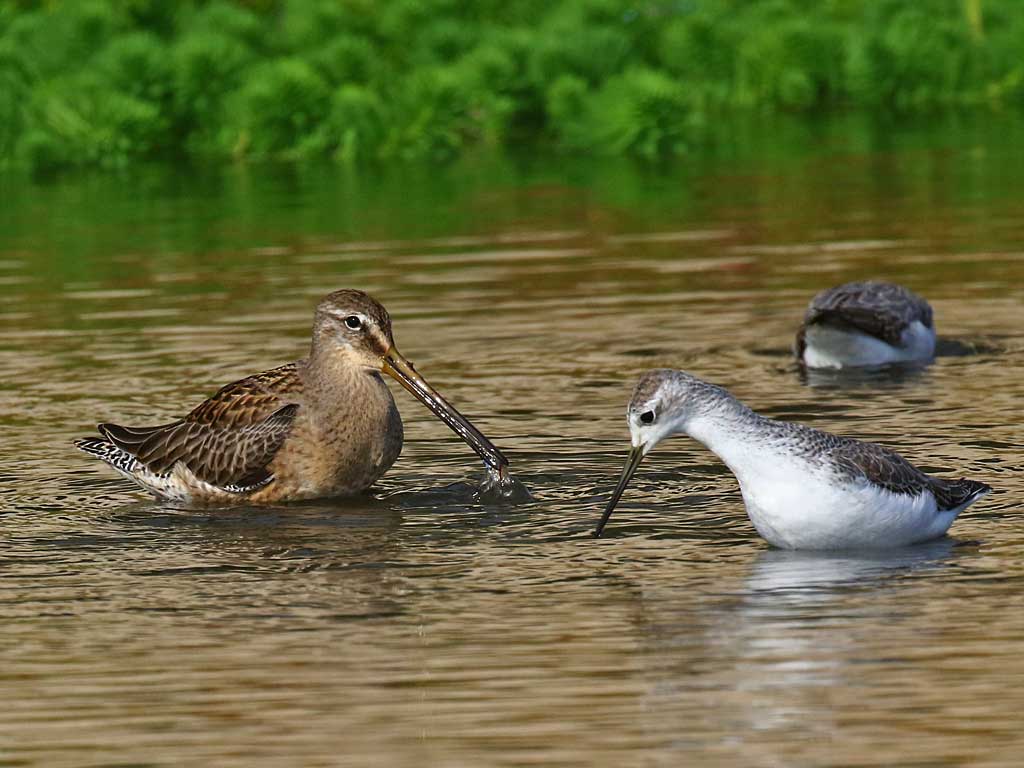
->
<box><xmin>639</xmin><ymin>410</ymin><xmax>655</xmax><ymax>424</ymax></box>
<box><xmin>344</xmin><ymin>315</ymin><xmax>363</xmax><ymax>330</ymax></box>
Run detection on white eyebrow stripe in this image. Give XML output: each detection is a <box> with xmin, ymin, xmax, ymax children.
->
<box><xmin>327</xmin><ymin>309</ymin><xmax>368</xmax><ymax>321</ymax></box>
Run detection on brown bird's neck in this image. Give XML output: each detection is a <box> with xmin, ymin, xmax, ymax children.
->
<box><xmin>288</xmin><ymin>342</ymin><xmax>403</xmax><ymax>498</ymax></box>
<box><xmin>302</xmin><ymin>345</ymin><xmax>379</xmax><ymax>401</ymax></box>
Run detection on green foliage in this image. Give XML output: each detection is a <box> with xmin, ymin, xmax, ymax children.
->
<box><xmin>528</xmin><ymin>22</ymin><xmax>633</xmax><ymax>88</ymax></box>
<box><xmin>280</xmin><ymin>0</ymin><xmax>376</xmax><ymax>50</ymax></box>
<box><xmin>22</xmin><ymin>75</ymin><xmax>165</xmax><ymax>170</ymax></box>
<box><xmin>0</xmin><ymin>39</ymin><xmax>30</xmax><ymax>161</ymax></box>
<box><xmin>546</xmin><ymin>74</ymin><xmax>590</xmax><ymax>149</ymax></box>
<box><xmin>172</xmin><ymin>31</ymin><xmax>252</xmax><ymax>148</ymax></box>
<box><xmin>181</xmin><ymin>1</ymin><xmax>269</xmax><ymax>52</ymax></box>
<box><xmin>735</xmin><ymin>15</ymin><xmax>844</xmax><ymax>109</ymax></box>
<box><xmin>849</xmin><ymin>5</ymin><xmax>976</xmax><ymax>109</ymax></box>
<box><xmin>2</xmin><ymin>0</ymin><xmax>1024</xmax><ymax>171</ymax></box>
<box><xmin>658</xmin><ymin>13</ymin><xmax>734</xmax><ymax>91</ymax></box>
<box><xmin>16</xmin><ymin>128</ymin><xmax>66</xmax><ymax>173</ymax></box>
<box><xmin>230</xmin><ymin>58</ymin><xmax>331</xmax><ymax>157</ymax></box>
<box><xmin>382</xmin><ymin>65</ymin><xmax>514</xmax><ymax>160</ymax></box>
<box><xmin>97</xmin><ymin>32</ymin><xmax>173</xmax><ymax>107</ymax></box>
<box><xmin>308</xmin><ymin>34</ymin><xmax>378</xmax><ymax>85</ymax></box>
<box><xmin>324</xmin><ymin>84</ymin><xmax>386</xmax><ymax>163</ymax></box>
<box><xmin>595</xmin><ymin>69</ymin><xmax>700</xmax><ymax>158</ymax></box>
<box><xmin>549</xmin><ymin>68</ymin><xmax>699</xmax><ymax>158</ymax></box>
<box><xmin>3</xmin><ymin>1</ymin><xmax>122</xmax><ymax>78</ymax></box>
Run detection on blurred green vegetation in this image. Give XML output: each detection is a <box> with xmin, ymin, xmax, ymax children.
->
<box><xmin>0</xmin><ymin>0</ymin><xmax>1021</xmax><ymax>172</ymax></box>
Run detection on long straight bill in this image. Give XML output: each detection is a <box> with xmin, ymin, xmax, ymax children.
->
<box><xmin>382</xmin><ymin>346</ymin><xmax>509</xmax><ymax>474</ymax></box>
<box><xmin>593</xmin><ymin>445</ymin><xmax>645</xmax><ymax>538</ymax></box>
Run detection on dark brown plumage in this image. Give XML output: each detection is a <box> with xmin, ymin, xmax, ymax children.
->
<box><xmin>98</xmin><ymin>364</ymin><xmax>302</xmax><ymax>491</ymax></box>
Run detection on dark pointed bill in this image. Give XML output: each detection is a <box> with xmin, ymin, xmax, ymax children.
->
<box><xmin>593</xmin><ymin>445</ymin><xmax>645</xmax><ymax>538</ymax></box>
<box><xmin>382</xmin><ymin>346</ymin><xmax>509</xmax><ymax>473</ymax></box>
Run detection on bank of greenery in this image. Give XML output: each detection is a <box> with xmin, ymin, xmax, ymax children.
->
<box><xmin>0</xmin><ymin>0</ymin><xmax>1019</xmax><ymax>171</ymax></box>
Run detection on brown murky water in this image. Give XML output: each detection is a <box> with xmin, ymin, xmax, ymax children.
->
<box><xmin>2</xmin><ymin>114</ymin><xmax>1023</xmax><ymax>766</ymax></box>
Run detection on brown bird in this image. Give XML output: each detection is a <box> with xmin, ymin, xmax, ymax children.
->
<box><xmin>76</xmin><ymin>289</ymin><xmax>508</xmax><ymax>504</ymax></box>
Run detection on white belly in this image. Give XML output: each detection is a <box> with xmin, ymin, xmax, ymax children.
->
<box><xmin>734</xmin><ymin>463</ymin><xmax>957</xmax><ymax>550</ymax></box>
<box><xmin>802</xmin><ymin>320</ymin><xmax>935</xmax><ymax>369</ymax></box>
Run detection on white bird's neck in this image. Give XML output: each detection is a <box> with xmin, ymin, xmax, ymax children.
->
<box><xmin>682</xmin><ymin>400</ymin><xmax>781</xmax><ymax>484</ymax></box>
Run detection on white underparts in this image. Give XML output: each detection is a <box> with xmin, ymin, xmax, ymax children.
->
<box><xmin>802</xmin><ymin>320</ymin><xmax>936</xmax><ymax>369</ymax></box>
<box><xmin>683</xmin><ymin>412</ymin><xmax>969</xmax><ymax>550</ymax></box>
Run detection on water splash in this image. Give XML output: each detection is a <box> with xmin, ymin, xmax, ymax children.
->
<box><xmin>476</xmin><ymin>465</ymin><xmax>534</xmax><ymax>505</ymax></box>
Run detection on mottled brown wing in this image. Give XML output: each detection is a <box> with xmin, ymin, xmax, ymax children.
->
<box><xmin>804</xmin><ymin>282</ymin><xmax>933</xmax><ymax>346</ymax></box>
<box><xmin>98</xmin><ymin>363</ymin><xmax>302</xmax><ymax>490</ymax></box>
<box><xmin>829</xmin><ymin>437</ymin><xmax>930</xmax><ymax>498</ymax></box>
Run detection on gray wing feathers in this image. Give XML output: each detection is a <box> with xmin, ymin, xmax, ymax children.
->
<box><xmin>929</xmin><ymin>477</ymin><xmax>991</xmax><ymax>511</ymax></box>
<box><xmin>830</xmin><ymin>439</ymin><xmax>930</xmax><ymax>497</ymax></box>
<box><xmin>828</xmin><ymin>436</ymin><xmax>990</xmax><ymax>511</ymax></box>
<box><xmin>803</xmin><ymin>281</ymin><xmax>933</xmax><ymax>346</ymax></box>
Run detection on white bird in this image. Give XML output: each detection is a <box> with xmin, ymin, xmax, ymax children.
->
<box><xmin>594</xmin><ymin>370</ymin><xmax>990</xmax><ymax>549</ymax></box>
<box><xmin>795</xmin><ymin>281</ymin><xmax>936</xmax><ymax>369</ymax></box>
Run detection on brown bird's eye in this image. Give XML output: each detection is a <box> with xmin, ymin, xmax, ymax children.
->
<box><xmin>344</xmin><ymin>315</ymin><xmax>363</xmax><ymax>330</ymax></box>
<box><xmin>640</xmin><ymin>410</ymin><xmax>655</xmax><ymax>424</ymax></box>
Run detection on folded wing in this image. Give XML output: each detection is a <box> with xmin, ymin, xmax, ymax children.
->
<box><xmin>831</xmin><ymin>437</ymin><xmax>990</xmax><ymax>512</ymax></box>
<box><xmin>830</xmin><ymin>437</ymin><xmax>929</xmax><ymax>497</ymax></box>
<box><xmin>98</xmin><ymin>363</ymin><xmax>301</xmax><ymax>491</ymax></box>
<box><xmin>803</xmin><ymin>281</ymin><xmax>933</xmax><ymax>346</ymax></box>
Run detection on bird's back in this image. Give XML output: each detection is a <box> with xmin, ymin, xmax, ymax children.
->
<box><xmin>795</xmin><ymin>281</ymin><xmax>935</xmax><ymax>367</ymax></box>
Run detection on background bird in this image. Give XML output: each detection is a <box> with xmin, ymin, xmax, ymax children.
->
<box><xmin>795</xmin><ymin>281</ymin><xmax>936</xmax><ymax>369</ymax></box>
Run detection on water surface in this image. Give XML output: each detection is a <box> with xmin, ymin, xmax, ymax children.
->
<box><xmin>2</xmin><ymin>113</ymin><xmax>1023</xmax><ymax>766</ymax></box>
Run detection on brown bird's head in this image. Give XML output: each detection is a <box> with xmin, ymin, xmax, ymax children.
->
<box><xmin>314</xmin><ymin>289</ymin><xmax>396</xmax><ymax>365</ymax></box>
<box><xmin>312</xmin><ymin>289</ymin><xmax>508</xmax><ymax>474</ymax></box>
